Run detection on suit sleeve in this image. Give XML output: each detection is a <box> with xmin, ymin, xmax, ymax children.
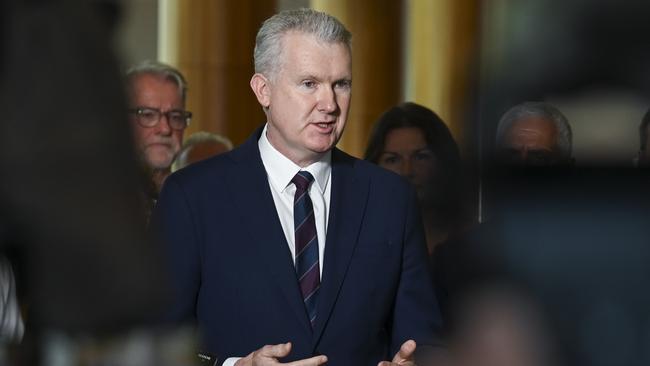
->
<box><xmin>390</xmin><ymin>187</ymin><xmax>445</xmax><ymax>354</ymax></box>
<box><xmin>152</xmin><ymin>175</ymin><xmax>202</xmax><ymax>324</ymax></box>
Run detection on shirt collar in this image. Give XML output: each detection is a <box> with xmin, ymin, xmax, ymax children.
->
<box><xmin>258</xmin><ymin>124</ymin><xmax>331</xmax><ymax>194</ymax></box>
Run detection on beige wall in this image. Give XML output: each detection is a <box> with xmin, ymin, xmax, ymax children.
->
<box><xmin>114</xmin><ymin>0</ymin><xmax>159</xmax><ymax>68</ymax></box>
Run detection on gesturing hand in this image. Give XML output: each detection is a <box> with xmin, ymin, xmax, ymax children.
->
<box><xmin>377</xmin><ymin>339</ymin><xmax>417</xmax><ymax>366</ymax></box>
<box><xmin>236</xmin><ymin>342</ymin><xmax>328</xmax><ymax>366</ymax></box>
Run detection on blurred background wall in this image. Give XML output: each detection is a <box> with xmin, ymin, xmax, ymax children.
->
<box><xmin>114</xmin><ymin>0</ymin><xmax>478</xmax><ymax>158</ymax></box>
<box><xmin>113</xmin><ymin>0</ymin><xmax>648</xmax><ymax>163</ymax></box>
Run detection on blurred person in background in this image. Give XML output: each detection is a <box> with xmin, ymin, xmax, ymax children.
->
<box><xmin>125</xmin><ymin>61</ymin><xmax>191</xmax><ymax>216</ymax></box>
<box><xmin>365</xmin><ymin>102</ymin><xmax>467</xmax><ymax>254</ymax></box>
<box><xmin>637</xmin><ymin>108</ymin><xmax>650</xmax><ymax>167</ymax></box>
<box><xmin>495</xmin><ymin>102</ymin><xmax>574</xmax><ymax>167</ymax></box>
<box><xmin>1</xmin><ymin>0</ymin><xmax>193</xmax><ymax>364</ymax></box>
<box><xmin>173</xmin><ymin>131</ymin><xmax>233</xmax><ymax>171</ymax></box>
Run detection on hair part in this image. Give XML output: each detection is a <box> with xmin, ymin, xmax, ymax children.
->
<box><xmin>496</xmin><ymin>101</ymin><xmax>573</xmax><ymax>159</ymax></box>
<box><xmin>126</xmin><ymin>60</ymin><xmax>188</xmax><ymax>103</ymax></box>
<box><xmin>254</xmin><ymin>8</ymin><xmax>351</xmax><ymax>79</ymax></box>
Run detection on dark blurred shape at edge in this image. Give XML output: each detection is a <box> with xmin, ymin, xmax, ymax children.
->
<box><xmin>0</xmin><ymin>0</ymin><xmax>168</xmax><ymax>334</ymax></box>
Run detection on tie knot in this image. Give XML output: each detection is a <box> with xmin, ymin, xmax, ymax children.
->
<box><xmin>292</xmin><ymin>171</ymin><xmax>315</xmax><ymax>192</ymax></box>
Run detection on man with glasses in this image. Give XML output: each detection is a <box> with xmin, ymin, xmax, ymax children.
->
<box><xmin>126</xmin><ymin>61</ymin><xmax>192</xmax><ymax>196</ymax></box>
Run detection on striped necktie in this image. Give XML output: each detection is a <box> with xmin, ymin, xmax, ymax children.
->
<box><xmin>291</xmin><ymin>171</ymin><xmax>320</xmax><ymax>328</ymax></box>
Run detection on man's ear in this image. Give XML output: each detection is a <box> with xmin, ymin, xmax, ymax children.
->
<box><xmin>250</xmin><ymin>73</ymin><xmax>271</xmax><ymax>109</ymax></box>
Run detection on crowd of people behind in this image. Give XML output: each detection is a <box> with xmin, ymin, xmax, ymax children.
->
<box><xmin>125</xmin><ymin>48</ymin><xmax>650</xmax><ymax>366</ymax></box>
<box><xmin>124</xmin><ymin>11</ymin><xmax>650</xmax><ymax>356</ymax></box>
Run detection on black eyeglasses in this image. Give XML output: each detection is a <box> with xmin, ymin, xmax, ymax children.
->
<box><xmin>128</xmin><ymin>107</ymin><xmax>192</xmax><ymax>130</ymax></box>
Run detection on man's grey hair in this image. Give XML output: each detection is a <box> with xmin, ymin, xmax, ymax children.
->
<box><xmin>173</xmin><ymin>131</ymin><xmax>233</xmax><ymax>171</ymax></box>
<box><xmin>496</xmin><ymin>101</ymin><xmax>573</xmax><ymax>158</ymax></box>
<box><xmin>254</xmin><ymin>8</ymin><xmax>352</xmax><ymax>78</ymax></box>
<box><xmin>126</xmin><ymin>60</ymin><xmax>188</xmax><ymax>103</ymax></box>
<box><xmin>181</xmin><ymin>131</ymin><xmax>234</xmax><ymax>152</ymax></box>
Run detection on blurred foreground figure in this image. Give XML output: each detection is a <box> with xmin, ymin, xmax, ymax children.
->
<box><xmin>450</xmin><ymin>287</ymin><xmax>553</xmax><ymax>366</ymax></box>
<box><xmin>0</xmin><ymin>0</ymin><xmax>187</xmax><ymax>364</ymax></box>
<box><xmin>495</xmin><ymin>102</ymin><xmax>573</xmax><ymax>167</ymax></box>
<box><xmin>0</xmin><ymin>257</ymin><xmax>23</xmax><ymax>343</ymax></box>
<box><xmin>174</xmin><ymin>131</ymin><xmax>233</xmax><ymax>171</ymax></box>
<box><xmin>637</xmin><ymin>109</ymin><xmax>650</xmax><ymax>167</ymax></box>
<box><xmin>441</xmin><ymin>169</ymin><xmax>650</xmax><ymax>366</ymax></box>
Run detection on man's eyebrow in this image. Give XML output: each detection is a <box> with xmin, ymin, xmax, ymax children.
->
<box><xmin>298</xmin><ymin>73</ymin><xmax>319</xmax><ymax>80</ymax></box>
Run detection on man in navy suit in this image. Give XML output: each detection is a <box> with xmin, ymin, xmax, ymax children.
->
<box><xmin>155</xmin><ymin>8</ymin><xmax>442</xmax><ymax>366</ymax></box>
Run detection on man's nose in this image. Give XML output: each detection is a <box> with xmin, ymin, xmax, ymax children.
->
<box><xmin>317</xmin><ymin>86</ymin><xmax>338</xmax><ymax>113</ymax></box>
<box><xmin>155</xmin><ymin>114</ymin><xmax>172</xmax><ymax>135</ymax></box>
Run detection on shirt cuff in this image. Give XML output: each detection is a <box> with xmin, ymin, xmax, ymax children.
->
<box><xmin>222</xmin><ymin>357</ymin><xmax>242</xmax><ymax>366</ymax></box>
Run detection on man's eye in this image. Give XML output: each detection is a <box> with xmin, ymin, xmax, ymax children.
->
<box><xmin>139</xmin><ymin>110</ymin><xmax>157</xmax><ymax>119</ymax></box>
<box><xmin>528</xmin><ymin>152</ymin><xmax>554</xmax><ymax>165</ymax></box>
<box><xmin>335</xmin><ymin>80</ymin><xmax>351</xmax><ymax>89</ymax></box>
<box><xmin>302</xmin><ymin>80</ymin><xmax>316</xmax><ymax>88</ymax></box>
<box><xmin>169</xmin><ymin>112</ymin><xmax>184</xmax><ymax>121</ymax></box>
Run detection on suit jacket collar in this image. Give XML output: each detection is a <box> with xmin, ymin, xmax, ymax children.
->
<box><xmin>227</xmin><ymin>126</ymin><xmax>313</xmax><ymax>336</ymax></box>
<box><xmin>311</xmin><ymin>148</ymin><xmax>369</xmax><ymax>347</ymax></box>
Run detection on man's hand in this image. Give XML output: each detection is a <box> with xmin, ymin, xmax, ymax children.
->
<box><xmin>377</xmin><ymin>339</ymin><xmax>417</xmax><ymax>366</ymax></box>
<box><xmin>235</xmin><ymin>342</ymin><xmax>328</xmax><ymax>366</ymax></box>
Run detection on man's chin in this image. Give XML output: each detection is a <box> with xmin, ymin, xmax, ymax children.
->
<box><xmin>307</xmin><ymin>137</ymin><xmax>338</xmax><ymax>153</ymax></box>
<box><xmin>145</xmin><ymin>156</ymin><xmax>174</xmax><ymax>171</ymax></box>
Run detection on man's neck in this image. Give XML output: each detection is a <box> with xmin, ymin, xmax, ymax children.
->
<box><xmin>151</xmin><ymin>168</ymin><xmax>171</xmax><ymax>194</ymax></box>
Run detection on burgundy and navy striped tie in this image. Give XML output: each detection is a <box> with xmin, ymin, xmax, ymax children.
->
<box><xmin>292</xmin><ymin>171</ymin><xmax>320</xmax><ymax>328</ymax></box>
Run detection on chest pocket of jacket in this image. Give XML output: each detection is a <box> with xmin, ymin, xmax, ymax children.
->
<box><xmin>353</xmin><ymin>239</ymin><xmax>395</xmax><ymax>260</ymax></box>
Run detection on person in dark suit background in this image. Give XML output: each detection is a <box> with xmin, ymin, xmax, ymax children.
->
<box><xmin>155</xmin><ymin>8</ymin><xmax>442</xmax><ymax>366</ymax></box>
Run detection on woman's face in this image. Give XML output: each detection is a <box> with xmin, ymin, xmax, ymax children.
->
<box><xmin>378</xmin><ymin>127</ymin><xmax>439</xmax><ymax>203</ymax></box>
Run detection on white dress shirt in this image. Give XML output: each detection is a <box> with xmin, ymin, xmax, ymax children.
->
<box><xmin>222</xmin><ymin>124</ymin><xmax>332</xmax><ymax>366</ymax></box>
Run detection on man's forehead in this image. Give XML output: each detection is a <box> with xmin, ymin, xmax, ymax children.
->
<box><xmin>505</xmin><ymin>117</ymin><xmax>559</xmax><ymax>149</ymax></box>
<box><xmin>508</xmin><ymin>117</ymin><xmax>557</xmax><ymax>136</ymax></box>
<box><xmin>129</xmin><ymin>73</ymin><xmax>184</xmax><ymax>104</ymax></box>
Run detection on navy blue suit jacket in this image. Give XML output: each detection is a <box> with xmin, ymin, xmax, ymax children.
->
<box><xmin>155</xmin><ymin>127</ymin><xmax>443</xmax><ymax>365</ymax></box>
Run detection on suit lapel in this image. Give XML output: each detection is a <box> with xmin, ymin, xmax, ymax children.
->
<box><xmin>226</xmin><ymin>127</ymin><xmax>312</xmax><ymax>336</ymax></box>
<box><xmin>311</xmin><ymin>148</ymin><xmax>369</xmax><ymax>347</ymax></box>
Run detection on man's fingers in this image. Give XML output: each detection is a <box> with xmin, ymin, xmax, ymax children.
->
<box><xmin>285</xmin><ymin>354</ymin><xmax>328</xmax><ymax>365</ymax></box>
<box><xmin>253</xmin><ymin>343</ymin><xmax>326</xmax><ymax>365</ymax></box>
<box><xmin>393</xmin><ymin>339</ymin><xmax>417</xmax><ymax>363</ymax></box>
<box><xmin>377</xmin><ymin>340</ymin><xmax>418</xmax><ymax>366</ymax></box>
<box><xmin>259</xmin><ymin>342</ymin><xmax>292</xmax><ymax>359</ymax></box>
